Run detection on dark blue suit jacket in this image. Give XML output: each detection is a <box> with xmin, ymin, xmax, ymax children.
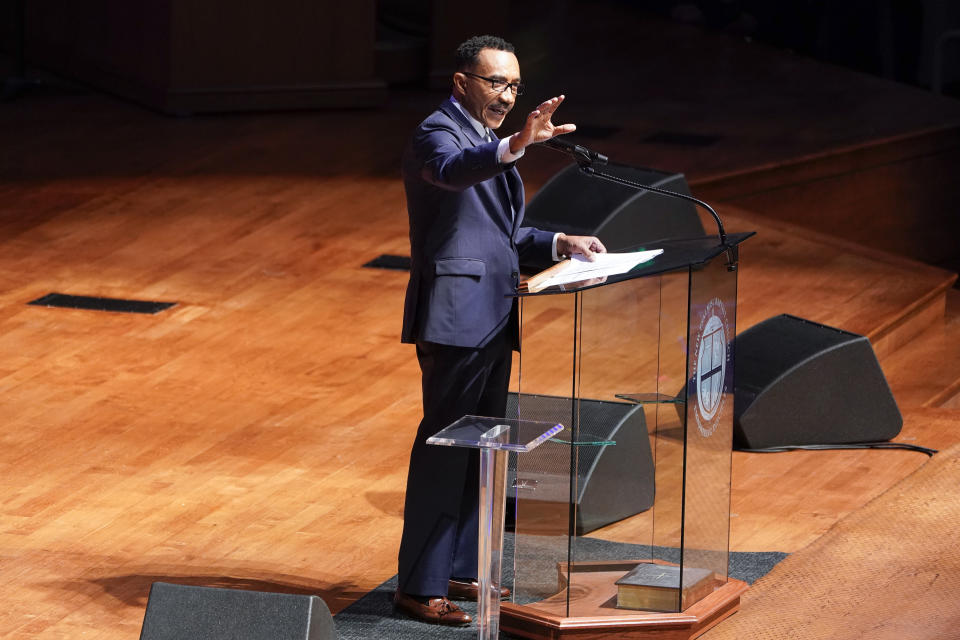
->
<box><xmin>401</xmin><ymin>98</ymin><xmax>555</xmax><ymax>349</ymax></box>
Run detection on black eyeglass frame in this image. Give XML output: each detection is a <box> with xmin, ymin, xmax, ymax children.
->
<box><xmin>462</xmin><ymin>71</ymin><xmax>525</xmax><ymax>96</ymax></box>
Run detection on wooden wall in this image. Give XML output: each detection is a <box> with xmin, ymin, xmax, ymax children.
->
<box><xmin>1</xmin><ymin>0</ymin><xmax>386</xmax><ymax>114</ymax></box>
<box><xmin>694</xmin><ymin>127</ymin><xmax>960</xmax><ymax>266</ymax></box>
<box><xmin>426</xmin><ymin>0</ymin><xmax>509</xmax><ymax>88</ymax></box>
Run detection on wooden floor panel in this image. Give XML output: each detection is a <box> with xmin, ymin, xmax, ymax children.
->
<box><xmin>719</xmin><ymin>206</ymin><xmax>956</xmax><ymax>340</ymax></box>
<box><xmin>1</xmin><ymin>166</ymin><xmax>955</xmax><ymax>637</ymax></box>
<box><xmin>882</xmin><ymin>289</ymin><xmax>960</xmax><ymax>408</ymax></box>
<box><xmin>3</xmin><ymin>25</ymin><xmax>960</xmax><ymax>636</ymax></box>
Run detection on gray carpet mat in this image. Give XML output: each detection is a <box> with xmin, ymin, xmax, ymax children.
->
<box><xmin>333</xmin><ymin>537</ymin><xmax>786</xmax><ymax>639</ymax></box>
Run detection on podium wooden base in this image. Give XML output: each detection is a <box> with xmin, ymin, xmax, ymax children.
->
<box><xmin>500</xmin><ymin>569</ymin><xmax>748</xmax><ymax>640</ymax></box>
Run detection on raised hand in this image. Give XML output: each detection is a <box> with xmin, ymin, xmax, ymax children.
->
<box><xmin>509</xmin><ymin>95</ymin><xmax>576</xmax><ymax>153</ymax></box>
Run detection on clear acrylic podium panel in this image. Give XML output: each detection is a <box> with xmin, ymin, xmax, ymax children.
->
<box><xmin>427</xmin><ymin>415</ymin><xmax>564</xmax><ymax>640</ymax></box>
<box><xmin>509</xmin><ymin>251</ymin><xmax>738</xmax><ymax>618</ymax></box>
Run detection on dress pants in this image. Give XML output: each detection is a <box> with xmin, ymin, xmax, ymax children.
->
<box><xmin>397</xmin><ymin>326</ymin><xmax>512</xmax><ymax>597</ymax></box>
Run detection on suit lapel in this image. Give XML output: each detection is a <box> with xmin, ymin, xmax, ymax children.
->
<box><xmin>440</xmin><ymin>99</ymin><xmax>486</xmax><ymax>147</ymax></box>
<box><xmin>439</xmin><ymin>100</ymin><xmax>519</xmax><ymax>231</ymax></box>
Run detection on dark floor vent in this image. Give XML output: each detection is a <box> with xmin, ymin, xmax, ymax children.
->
<box><xmin>363</xmin><ymin>255</ymin><xmax>411</xmax><ymax>271</ymax></box>
<box><xmin>28</xmin><ymin>293</ymin><xmax>176</xmax><ymax>315</ymax></box>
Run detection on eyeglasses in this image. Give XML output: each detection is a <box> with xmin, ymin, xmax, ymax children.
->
<box><xmin>462</xmin><ymin>72</ymin><xmax>525</xmax><ymax>96</ymax></box>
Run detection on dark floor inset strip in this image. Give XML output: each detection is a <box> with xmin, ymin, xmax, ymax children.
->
<box><xmin>363</xmin><ymin>255</ymin><xmax>411</xmax><ymax>271</ymax></box>
<box><xmin>28</xmin><ymin>293</ymin><xmax>177</xmax><ymax>315</ymax></box>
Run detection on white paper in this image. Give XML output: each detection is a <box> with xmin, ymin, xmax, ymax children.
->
<box><xmin>538</xmin><ymin>249</ymin><xmax>663</xmax><ymax>288</ymax></box>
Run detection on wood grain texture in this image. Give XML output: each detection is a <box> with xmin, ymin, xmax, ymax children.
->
<box><xmin>701</xmin><ymin>440</ymin><xmax>960</xmax><ymax>640</ymax></box>
<box><xmin>2</xmin><ymin>13</ymin><xmax>960</xmax><ymax>636</ymax></box>
<box><xmin>3</xmin><ymin>0</ymin><xmax>385</xmax><ymax>113</ymax></box>
<box><xmin>500</xmin><ymin>577</ymin><xmax>748</xmax><ymax>640</ymax></box>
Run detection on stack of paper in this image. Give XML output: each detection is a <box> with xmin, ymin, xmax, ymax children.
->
<box><xmin>519</xmin><ymin>249</ymin><xmax>663</xmax><ymax>293</ymax></box>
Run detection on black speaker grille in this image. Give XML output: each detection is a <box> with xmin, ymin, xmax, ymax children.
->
<box><xmin>733</xmin><ymin>315</ymin><xmax>902</xmax><ymax>449</ymax></box>
<box><xmin>736</xmin><ymin>315</ymin><xmax>860</xmax><ymax>394</ymax></box>
<box><xmin>507</xmin><ymin>393</ymin><xmax>654</xmax><ymax>533</ymax></box>
<box><xmin>139</xmin><ymin>583</ymin><xmax>335</xmax><ymax>640</ymax></box>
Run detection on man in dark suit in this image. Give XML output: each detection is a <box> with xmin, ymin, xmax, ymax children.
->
<box><xmin>395</xmin><ymin>34</ymin><xmax>605</xmax><ymax>625</ymax></box>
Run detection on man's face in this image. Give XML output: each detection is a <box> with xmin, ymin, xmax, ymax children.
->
<box><xmin>455</xmin><ymin>48</ymin><xmax>521</xmax><ymax>130</ymax></box>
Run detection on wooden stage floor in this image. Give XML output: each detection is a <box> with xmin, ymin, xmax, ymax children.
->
<box><xmin>3</xmin><ymin>10</ymin><xmax>960</xmax><ymax>638</ymax></box>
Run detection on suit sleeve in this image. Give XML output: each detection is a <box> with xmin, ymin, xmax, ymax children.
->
<box><xmin>414</xmin><ymin>122</ymin><xmax>514</xmax><ymax>191</ymax></box>
<box><xmin>515</xmin><ymin>226</ymin><xmax>556</xmax><ymax>264</ymax></box>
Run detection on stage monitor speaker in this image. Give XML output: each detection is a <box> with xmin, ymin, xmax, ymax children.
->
<box><xmin>521</xmin><ymin>163</ymin><xmax>705</xmax><ymax>271</ymax></box>
<box><xmin>139</xmin><ymin>582</ymin><xmax>337</xmax><ymax>640</ymax></box>
<box><xmin>733</xmin><ymin>314</ymin><xmax>902</xmax><ymax>450</ymax></box>
<box><xmin>506</xmin><ymin>392</ymin><xmax>654</xmax><ymax>534</ymax></box>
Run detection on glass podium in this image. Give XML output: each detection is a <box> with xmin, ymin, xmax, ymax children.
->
<box><xmin>427</xmin><ymin>416</ymin><xmax>565</xmax><ymax>640</ymax></box>
<box><xmin>501</xmin><ymin>233</ymin><xmax>753</xmax><ymax>640</ymax></box>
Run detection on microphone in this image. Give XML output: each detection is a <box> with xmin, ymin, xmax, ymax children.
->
<box><xmin>539</xmin><ymin>137</ymin><xmax>609</xmax><ymax>167</ymax></box>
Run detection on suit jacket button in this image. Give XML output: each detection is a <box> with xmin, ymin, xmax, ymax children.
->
<box><xmin>511</xmin><ymin>271</ymin><xmax>518</xmax><ymax>279</ymax></box>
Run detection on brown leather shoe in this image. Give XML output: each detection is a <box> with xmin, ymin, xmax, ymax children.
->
<box><xmin>393</xmin><ymin>591</ymin><xmax>472</xmax><ymax>626</ymax></box>
<box><xmin>447</xmin><ymin>577</ymin><xmax>511</xmax><ymax>600</ymax></box>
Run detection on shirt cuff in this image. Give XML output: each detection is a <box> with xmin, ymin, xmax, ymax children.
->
<box><xmin>552</xmin><ymin>233</ymin><xmax>562</xmax><ymax>261</ymax></box>
<box><xmin>498</xmin><ymin>135</ymin><xmax>525</xmax><ymax>164</ymax></box>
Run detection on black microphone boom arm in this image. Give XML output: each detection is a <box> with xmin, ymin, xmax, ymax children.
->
<box><xmin>537</xmin><ymin>137</ymin><xmax>726</xmax><ymax>243</ymax></box>
<box><xmin>580</xmin><ymin>165</ymin><xmax>727</xmax><ymax>245</ymax></box>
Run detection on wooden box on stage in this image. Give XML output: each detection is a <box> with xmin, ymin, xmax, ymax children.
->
<box><xmin>504</xmin><ymin>233</ymin><xmax>753</xmax><ymax>640</ymax></box>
